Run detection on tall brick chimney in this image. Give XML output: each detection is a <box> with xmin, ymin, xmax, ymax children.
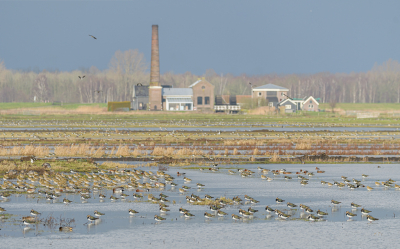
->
<box><xmin>150</xmin><ymin>25</ymin><xmax>160</xmax><ymax>86</ymax></box>
<box><xmin>149</xmin><ymin>25</ymin><xmax>162</xmax><ymax>110</ymax></box>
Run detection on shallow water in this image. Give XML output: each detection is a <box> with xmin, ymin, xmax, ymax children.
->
<box><xmin>1</xmin><ymin>126</ymin><xmax>400</xmax><ymax>132</ymax></box>
<box><xmin>0</xmin><ymin>163</ymin><xmax>399</xmax><ymax>248</ymax></box>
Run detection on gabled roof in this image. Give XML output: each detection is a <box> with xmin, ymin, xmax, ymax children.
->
<box><xmin>253</xmin><ymin>83</ymin><xmax>289</xmax><ymax>91</ymax></box>
<box><xmin>279</xmin><ymin>98</ymin><xmax>296</xmax><ymax>105</ymax></box>
<box><xmin>162</xmin><ymin>88</ymin><xmax>193</xmax><ymax>96</ymax></box>
<box><xmin>189</xmin><ymin>79</ymin><xmax>202</xmax><ymax>88</ymax></box>
<box><xmin>303</xmin><ymin>96</ymin><xmax>319</xmax><ymax>105</ymax></box>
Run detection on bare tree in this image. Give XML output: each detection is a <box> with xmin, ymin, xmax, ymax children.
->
<box><xmin>329</xmin><ymin>100</ymin><xmax>337</xmax><ymax>113</ymax></box>
<box><xmin>33</xmin><ymin>74</ymin><xmax>50</xmax><ymax>102</ymax></box>
<box><xmin>109</xmin><ymin>49</ymin><xmax>148</xmax><ymax>101</ymax></box>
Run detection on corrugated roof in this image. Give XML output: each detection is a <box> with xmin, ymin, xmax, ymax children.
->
<box><xmin>166</xmin><ymin>97</ymin><xmax>193</xmax><ymax>103</ymax></box>
<box><xmin>253</xmin><ymin>83</ymin><xmax>289</xmax><ymax>91</ymax></box>
<box><xmin>162</xmin><ymin>88</ymin><xmax>193</xmax><ymax>96</ymax></box>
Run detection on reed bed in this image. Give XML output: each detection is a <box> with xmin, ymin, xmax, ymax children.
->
<box><xmin>269</xmin><ymin>152</ymin><xmax>280</xmax><ymax>162</ymax></box>
<box><xmin>295</xmin><ymin>142</ymin><xmax>312</xmax><ymax>150</ymax></box>
<box><xmin>54</xmin><ymin>144</ymin><xmax>91</xmax><ymax>156</ymax></box>
<box><xmin>152</xmin><ymin>147</ymin><xmax>174</xmax><ymax>156</ymax></box>
<box><xmin>115</xmin><ymin>145</ymin><xmax>130</xmax><ymax>156</ymax></box>
<box><xmin>0</xmin><ymin>145</ymin><xmax>49</xmax><ymax>157</ymax></box>
<box><xmin>175</xmin><ymin>148</ymin><xmax>204</xmax><ymax>156</ymax></box>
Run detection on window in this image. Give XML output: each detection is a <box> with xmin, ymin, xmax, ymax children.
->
<box><xmin>202</xmin><ymin>86</ymin><xmax>205</xmax><ymax>89</ymax></box>
<box><xmin>258</xmin><ymin>92</ymin><xmax>262</xmax><ymax>96</ymax></box>
<box><xmin>197</xmin><ymin>96</ymin><xmax>203</xmax><ymax>105</ymax></box>
<box><xmin>311</xmin><ymin>105</ymin><xmax>314</xmax><ymax>108</ymax></box>
<box><xmin>310</xmin><ymin>100</ymin><xmax>312</xmax><ymax>104</ymax></box>
<box><xmin>281</xmin><ymin>92</ymin><xmax>284</xmax><ymax>96</ymax></box>
<box><xmin>285</xmin><ymin>105</ymin><xmax>291</xmax><ymax>110</ymax></box>
<box><xmin>266</xmin><ymin>91</ymin><xmax>275</xmax><ymax>97</ymax></box>
<box><xmin>269</xmin><ymin>102</ymin><xmax>273</xmax><ymax>107</ymax></box>
<box><xmin>205</xmin><ymin>97</ymin><xmax>210</xmax><ymax>105</ymax></box>
<box><xmin>308</xmin><ymin>105</ymin><xmax>311</xmax><ymax>108</ymax></box>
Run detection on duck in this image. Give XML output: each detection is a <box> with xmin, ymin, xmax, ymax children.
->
<box><xmin>129</xmin><ymin>209</ymin><xmax>139</xmax><ymax>215</ymax></box>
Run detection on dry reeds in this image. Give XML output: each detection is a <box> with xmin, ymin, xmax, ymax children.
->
<box><xmin>92</xmin><ymin>147</ymin><xmax>105</xmax><ymax>157</ymax></box>
<box><xmin>0</xmin><ymin>145</ymin><xmax>49</xmax><ymax>157</ymax></box>
<box><xmin>175</xmin><ymin>148</ymin><xmax>204</xmax><ymax>156</ymax></box>
<box><xmin>115</xmin><ymin>145</ymin><xmax>130</xmax><ymax>156</ymax></box>
<box><xmin>270</xmin><ymin>152</ymin><xmax>280</xmax><ymax>162</ymax></box>
<box><xmin>54</xmin><ymin>144</ymin><xmax>90</xmax><ymax>156</ymax></box>
<box><xmin>132</xmin><ymin>149</ymin><xmax>146</xmax><ymax>157</ymax></box>
<box><xmin>152</xmin><ymin>147</ymin><xmax>174</xmax><ymax>156</ymax></box>
<box><xmin>295</xmin><ymin>142</ymin><xmax>312</xmax><ymax>150</ymax></box>
<box><xmin>101</xmin><ymin>162</ymin><xmax>136</xmax><ymax>169</ymax></box>
<box><xmin>224</xmin><ymin>149</ymin><xmax>230</xmax><ymax>156</ymax></box>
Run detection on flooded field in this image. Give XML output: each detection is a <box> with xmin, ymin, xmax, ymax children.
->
<box><xmin>1</xmin><ymin>162</ymin><xmax>399</xmax><ymax>248</ymax></box>
<box><xmin>1</xmin><ymin>117</ymin><xmax>400</xmax><ymax>248</ymax></box>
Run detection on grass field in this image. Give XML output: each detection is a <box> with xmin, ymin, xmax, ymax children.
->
<box><xmin>319</xmin><ymin>103</ymin><xmax>400</xmax><ymax>111</ymax></box>
<box><xmin>1</xmin><ymin>102</ymin><xmax>399</xmax><ymax>112</ymax></box>
<box><xmin>0</xmin><ymin>103</ymin><xmax>400</xmax><ymax>127</ymax></box>
<box><xmin>0</xmin><ymin>102</ymin><xmax>107</xmax><ymax>110</ymax></box>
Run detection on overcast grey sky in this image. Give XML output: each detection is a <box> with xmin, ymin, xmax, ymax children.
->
<box><xmin>1</xmin><ymin>1</ymin><xmax>399</xmax><ymax>75</ymax></box>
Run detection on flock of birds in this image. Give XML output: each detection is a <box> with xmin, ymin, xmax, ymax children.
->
<box><xmin>0</xmin><ymin>160</ymin><xmax>388</xmax><ymax>235</ymax></box>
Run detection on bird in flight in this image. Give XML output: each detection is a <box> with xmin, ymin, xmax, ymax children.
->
<box><xmin>89</xmin><ymin>35</ymin><xmax>97</xmax><ymax>39</ymax></box>
<box><xmin>136</xmin><ymin>83</ymin><xmax>143</xmax><ymax>86</ymax></box>
<box><xmin>94</xmin><ymin>90</ymin><xmax>102</xmax><ymax>93</ymax></box>
<box><xmin>78</xmin><ymin>76</ymin><xmax>86</xmax><ymax>80</ymax></box>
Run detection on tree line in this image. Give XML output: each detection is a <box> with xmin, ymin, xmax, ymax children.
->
<box><xmin>1</xmin><ymin>50</ymin><xmax>400</xmax><ymax>104</ymax></box>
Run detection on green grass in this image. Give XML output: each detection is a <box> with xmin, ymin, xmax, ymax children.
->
<box><xmin>0</xmin><ymin>102</ymin><xmax>106</xmax><ymax>110</ymax></box>
<box><xmin>2</xmin><ymin>102</ymin><xmax>400</xmax><ymax>126</ymax></box>
<box><xmin>320</xmin><ymin>103</ymin><xmax>400</xmax><ymax>111</ymax></box>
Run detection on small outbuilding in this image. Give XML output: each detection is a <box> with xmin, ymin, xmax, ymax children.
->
<box><xmin>162</xmin><ymin>88</ymin><xmax>193</xmax><ymax>111</ymax></box>
<box><xmin>278</xmin><ymin>98</ymin><xmax>297</xmax><ymax>113</ymax></box>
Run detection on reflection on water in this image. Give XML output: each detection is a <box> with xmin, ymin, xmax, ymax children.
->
<box><xmin>0</xmin><ymin>162</ymin><xmax>398</xmax><ymax>240</ymax></box>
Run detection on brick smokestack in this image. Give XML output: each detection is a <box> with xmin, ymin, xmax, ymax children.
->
<box><xmin>149</xmin><ymin>25</ymin><xmax>162</xmax><ymax>110</ymax></box>
<box><xmin>150</xmin><ymin>25</ymin><xmax>160</xmax><ymax>86</ymax></box>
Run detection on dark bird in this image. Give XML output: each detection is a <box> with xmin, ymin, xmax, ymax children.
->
<box><xmin>94</xmin><ymin>90</ymin><xmax>102</xmax><ymax>93</ymax></box>
<box><xmin>78</xmin><ymin>76</ymin><xmax>86</xmax><ymax>80</ymax></box>
<box><xmin>282</xmin><ymin>93</ymin><xmax>293</xmax><ymax>100</ymax></box>
<box><xmin>136</xmin><ymin>83</ymin><xmax>143</xmax><ymax>86</ymax></box>
<box><xmin>89</xmin><ymin>35</ymin><xmax>97</xmax><ymax>39</ymax></box>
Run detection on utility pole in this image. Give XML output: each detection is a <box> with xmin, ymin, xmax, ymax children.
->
<box><xmin>249</xmin><ymin>82</ymin><xmax>253</xmax><ymax>109</ymax></box>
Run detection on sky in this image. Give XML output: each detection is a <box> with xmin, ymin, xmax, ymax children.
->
<box><xmin>1</xmin><ymin>0</ymin><xmax>400</xmax><ymax>75</ymax></box>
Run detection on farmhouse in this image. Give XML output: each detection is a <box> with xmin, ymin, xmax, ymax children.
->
<box><xmin>287</xmin><ymin>96</ymin><xmax>320</xmax><ymax>112</ymax></box>
<box><xmin>252</xmin><ymin>83</ymin><xmax>289</xmax><ymax>107</ymax></box>
<box><xmin>251</xmin><ymin>83</ymin><xmax>320</xmax><ymax>112</ymax></box>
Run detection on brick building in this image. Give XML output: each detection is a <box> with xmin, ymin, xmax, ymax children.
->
<box><xmin>189</xmin><ymin>79</ymin><xmax>215</xmax><ymax>110</ymax></box>
<box><xmin>252</xmin><ymin>83</ymin><xmax>289</xmax><ymax>107</ymax></box>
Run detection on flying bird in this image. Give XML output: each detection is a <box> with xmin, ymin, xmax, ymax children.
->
<box><xmin>136</xmin><ymin>83</ymin><xmax>143</xmax><ymax>86</ymax></box>
<box><xmin>282</xmin><ymin>93</ymin><xmax>293</xmax><ymax>100</ymax></box>
<box><xmin>78</xmin><ymin>76</ymin><xmax>86</xmax><ymax>80</ymax></box>
<box><xmin>89</xmin><ymin>35</ymin><xmax>97</xmax><ymax>39</ymax></box>
<box><xmin>94</xmin><ymin>90</ymin><xmax>102</xmax><ymax>93</ymax></box>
